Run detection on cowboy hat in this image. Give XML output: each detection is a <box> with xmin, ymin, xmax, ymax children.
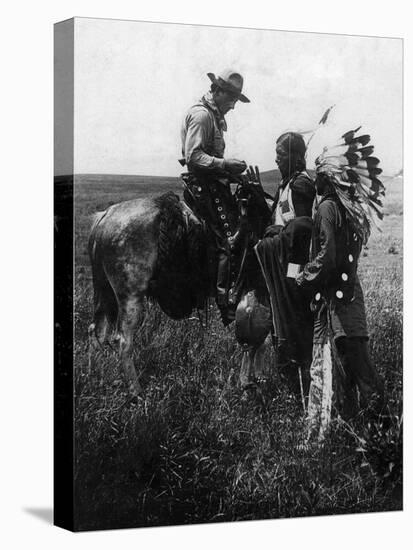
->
<box><xmin>207</xmin><ymin>69</ymin><xmax>250</xmax><ymax>103</ymax></box>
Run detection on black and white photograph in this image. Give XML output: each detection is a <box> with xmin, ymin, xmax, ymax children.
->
<box><xmin>53</xmin><ymin>16</ymin><xmax>403</xmax><ymax>532</ymax></box>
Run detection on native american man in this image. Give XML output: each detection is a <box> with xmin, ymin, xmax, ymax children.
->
<box><xmin>253</xmin><ymin>132</ymin><xmax>315</xmax><ymax>394</ymax></box>
<box><xmin>180</xmin><ymin>69</ymin><xmax>250</xmax><ymax>324</ymax></box>
<box><xmin>267</xmin><ymin>132</ymin><xmax>315</xmax><ymax>233</ymax></box>
<box><xmin>296</xmin><ymin>127</ymin><xmax>385</xmax><ymax>441</ymax></box>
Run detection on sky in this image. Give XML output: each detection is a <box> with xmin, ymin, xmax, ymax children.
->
<box><xmin>71</xmin><ymin>17</ymin><xmax>403</xmax><ymax>177</ymax></box>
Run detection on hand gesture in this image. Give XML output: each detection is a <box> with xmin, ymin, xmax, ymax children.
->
<box><xmin>246</xmin><ymin>165</ymin><xmax>262</xmax><ymax>184</ymax></box>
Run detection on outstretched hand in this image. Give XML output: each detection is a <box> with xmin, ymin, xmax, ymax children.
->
<box><xmin>246</xmin><ymin>165</ymin><xmax>262</xmax><ymax>184</ymax></box>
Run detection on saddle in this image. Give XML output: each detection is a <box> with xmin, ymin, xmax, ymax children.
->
<box><xmin>181</xmin><ymin>173</ymin><xmax>272</xmax><ymax>314</ymax></box>
<box><xmin>150</xmin><ymin>176</ymin><xmax>272</xmax><ymax>323</ymax></box>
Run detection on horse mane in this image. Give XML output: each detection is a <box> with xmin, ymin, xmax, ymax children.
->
<box><xmin>150</xmin><ymin>192</ymin><xmax>209</xmax><ymax>319</ymax></box>
<box><xmin>150</xmin><ymin>184</ymin><xmax>272</xmax><ymax>320</ymax></box>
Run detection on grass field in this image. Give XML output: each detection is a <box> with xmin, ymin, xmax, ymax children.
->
<box><xmin>73</xmin><ymin>172</ymin><xmax>403</xmax><ymax>531</ymax></box>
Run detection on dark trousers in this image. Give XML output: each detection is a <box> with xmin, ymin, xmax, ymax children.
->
<box><xmin>335</xmin><ymin>336</ymin><xmax>385</xmax><ymax>419</ymax></box>
<box><xmin>184</xmin><ymin>175</ymin><xmax>238</xmax><ymax>321</ymax></box>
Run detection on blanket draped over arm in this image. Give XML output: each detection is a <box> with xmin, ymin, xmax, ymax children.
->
<box><xmin>254</xmin><ymin>216</ymin><xmax>314</xmax><ymax>363</ymax></box>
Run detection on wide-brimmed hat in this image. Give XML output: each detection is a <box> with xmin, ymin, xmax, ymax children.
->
<box><xmin>207</xmin><ymin>69</ymin><xmax>250</xmax><ymax>103</ymax></box>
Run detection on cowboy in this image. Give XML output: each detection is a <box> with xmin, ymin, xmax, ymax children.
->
<box><xmin>180</xmin><ymin>69</ymin><xmax>250</xmax><ymax>324</ymax></box>
<box><xmin>296</xmin><ymin>168</ymin><xmax>385</xmax><ymax>441</ymax></box>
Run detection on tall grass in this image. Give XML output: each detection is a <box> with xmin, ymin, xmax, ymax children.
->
<box><xmin>73</xmin><ymin>261</ymin><xmax>402</xmax><ymax>530</ymax></box>
<box><xmin>72</xmin><ymin>176</ymin><xmax>402</xmax><ymax>531</ymax></box>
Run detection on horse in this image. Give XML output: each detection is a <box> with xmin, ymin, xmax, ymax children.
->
<box><xmin>88</xmin><ymin>175</ymin><xmax>273</xmax><ymax>394</ymax></box>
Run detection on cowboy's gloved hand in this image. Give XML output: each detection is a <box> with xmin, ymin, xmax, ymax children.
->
<box><xmin>263</xmin><ymin>224</ymin><xmax>283</xmax><ymax>238</ymax></box>
<box><xmin>225</xmin><ymin>158</ymin><xmax>247</xmax><ymax>174</ymax></box>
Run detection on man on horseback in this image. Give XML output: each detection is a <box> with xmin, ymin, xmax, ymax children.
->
<box><xmin>180</xmin><ymin>69</ymin><xmax>250</xmax><ymax>325</ymax></box>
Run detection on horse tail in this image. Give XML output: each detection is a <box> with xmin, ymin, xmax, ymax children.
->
<box><xmin>88</xmin><ymin>210</ymin><xmax>118</xmax><ymax>343</ymax></box>
<box><xmin>89</xmin><ymin>209</ymin><xmax>108</xmax><ymax>235</ymax></box>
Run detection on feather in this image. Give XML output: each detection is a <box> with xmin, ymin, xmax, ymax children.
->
<box><xmin>317</xmin><ymin>163</ymin><xmax>344</xmax><ymax>174</ymax></box>
<box><xmin>354</xmin><ymin>159</ymin><xmax>368</xmax><ymax>170</ymax></box>
<box><xmin>352</xmin><ymin>159</ymin><xmax>378</xmax><ymax>171</ymax></box>
<box><xmin>317</xmin><ymin>158</ymin><xmax>343</xmax><ymax>174</ymax></box>
<box><xmin>357</xmin><ymin>145</ymin><xmax>375</xmax><ymax>158</ymax></box>
<box><xmin>356</xmin><ymin>177</ymin><xmax>373</xmax><ymax>195</ymax></box>
<box><xmin>305</xmin><ymin>105</ymin><xmax>336</xmax><ymax>152</ymax></box>
<box><xmin>325</xmin><ymin>143</ymin><xmax>371</xmax><ymax>156</ymax></box>
<box><xmin>336</xmin><ymin>179</ymin><xmax>352</xmax><ymax>188</ymax></box>
<box><xmin>365</xmin><ymin>156</ymin><xmax>380</xmax><ymax>167</ymax></box>
<box><xmin>318</xmin><ymin>104</ymin><xmax>336</xmax><ymax>125</ymax></box>
<box><xmin>364</xmin><ymin>179</ymin><xmax>384</xmax><ymax>198</ymax></box>
<box><xmin>355</xmin><ymin>183</ymin><xmax>383</xmax><ymax>217</ymax></box>
<box><xmin>370</xmin><ymin>178</ymin><xmax>385</xmax><ymax>195</ymax></box>
<box><xmin>346</xmin><ymin>169</ymin><xmax>360</xmax><ymax>183</ymax></box>
<box><xmin>318</xmin><ymin>154</ymin><xmax>349</xmax><ymax>166</ymax></box>
<box><xmin>355</xmin><ymin>166</ymin><xmax>383</xmax><ymax>178</ymax></box>
<box><xmin>325</xmin><ymin>144</ymin><xmax>355</xmax><ymax>155</ymax></box>
<box><xmin>345</xmin><ymin>152</ymin><xmax>361</xmax><ymax>166</ymax></box>
<box><xmin>369</xmin><ymin>194</ymin><xmax>383</xmax><ymax>207</ymax></box>
<box><xmin>316</xmin><ymin>128</ymin><xmax>385</xmax><ymax>243</ymax></box>
<box><xmin>366</xmin><ymin>202</ymin><xmax>384</xmax><ymax>222</ymax></box>
<box><xmin>342</xmin><ymin>126</ymin><xmax>362</xmax><ymax>144</ymax></box>
<box><xmin>367</xmin><ymin>195</ymin><xmax>383</xmax><ymax>209</ymax></box>
<box><xmin>357</xmin><ymin>180</ymin><xmax>373</xmax><ymax>196</ymax></box>
<box><xmin>371</xmin><ymin>167</ymin><xmax>383</xmax><ymax>176</ymax></box>
<box><xmin>349</xmin><ymin>134</ymin><xmax>371</xmax><ymax>146</ymax></box>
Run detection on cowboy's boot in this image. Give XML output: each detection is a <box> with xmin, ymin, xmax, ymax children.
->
<box><xmin>216</xmin><ymin>198</ymin><xmax>251</xmax><ymax>326</ymax></box>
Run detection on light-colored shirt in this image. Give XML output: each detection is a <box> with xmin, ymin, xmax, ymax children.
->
<box><xmin>181</xmin><ymin>93</ymin><xmax>226</xmax><ymax>172</ymax></box>
<box><xmin>274</xmin><ymin>181</ymin><xmax>296</xmax><ymax>226</ymax></box>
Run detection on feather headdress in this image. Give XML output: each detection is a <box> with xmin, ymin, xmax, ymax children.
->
<box><xmin>315</xmin><ymin>127</ymin><xmax>385</xmax><ymax>244</ymax></box>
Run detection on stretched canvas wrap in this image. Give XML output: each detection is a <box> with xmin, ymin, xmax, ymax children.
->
<box><xmin>54</xmin><ymin>17</ymin><xmax>403</xmax><ymax>531</ymax></box>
